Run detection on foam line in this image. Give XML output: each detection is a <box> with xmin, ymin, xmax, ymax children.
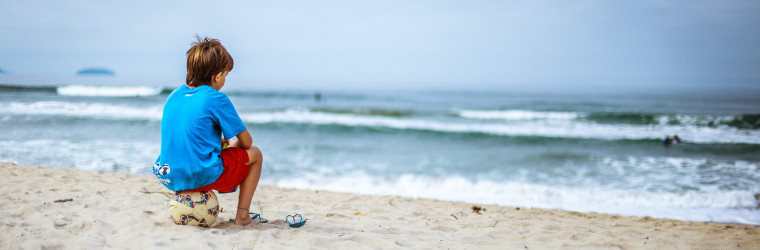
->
<box><xmin>265</xmin><ymin>173</ymin><xmax>760</xmax><ymax>225</ymax></box>
<box><xmin>456</xmin><ymin>109</ymin><xmax>582</xmax><ymax>120</ymax></box>
<box><xmin>57</xmin><ymin>85</ymin><xmax>165</xmax><ymax>97</ymax></box>
<box><xmin>240</xmin><ymin>109</ymin><xmax>760</xmax><ymax>144</ymax></box>
<box><xmin>2</xmin><ymin>102</ymin><xmax>758</xmax><ymax>144</ymax></box>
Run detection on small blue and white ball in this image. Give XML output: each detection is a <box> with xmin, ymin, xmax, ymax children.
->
<box><xmin>169</xmin><ymin>190</ymin><xmax>219</xmax><ymax>227</ymax></box>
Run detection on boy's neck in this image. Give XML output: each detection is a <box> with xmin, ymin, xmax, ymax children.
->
<box><xmin>185</xmin><ymin>84</ymin><xmax>207</xmax><ymax>89</ymax></box>
<box><xmin>186</xmin><ymin>84</ymin><xmax>219</xmax><ymax>91</ymax></box>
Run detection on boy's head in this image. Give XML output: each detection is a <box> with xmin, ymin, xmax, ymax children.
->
<box><xmin>186</xmin><ymin>36</ymin><xmax>234</xmax><ymax>88</ymax></box>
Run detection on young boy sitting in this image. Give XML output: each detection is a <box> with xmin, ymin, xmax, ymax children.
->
<box><xmin>154</xmin><ymin>36</ymin><xmax>264</xmax><ymax>226</ymax></box>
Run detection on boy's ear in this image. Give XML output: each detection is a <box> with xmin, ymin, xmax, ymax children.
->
<box><xmin>212</xmin><ymin>72</ymin><xmax>222</xmax><ymax>84</ymax></box>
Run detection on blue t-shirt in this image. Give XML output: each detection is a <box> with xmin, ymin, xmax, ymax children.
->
<box><xmin>154</xmin><ymin>85</ymin><xmax>247</xmax><ymax>191</ymax></box>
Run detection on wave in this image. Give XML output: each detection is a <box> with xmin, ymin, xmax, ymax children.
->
<box><xmin>0</xmin><ymin>101</ymin><xmax>163</xmax><ymax>120</ymax></box>
<box><xmin>264</xmin><ymin>172</ymin><xmax>760</xmax><ymax>225</ymax></box>
<box><xmin>594</xmin><ymin>113</ymin><xmax>760</xmax><ymax>130</ymax></box>
<box><xmin>241</xmin><ymin>109</ymin><xmax>760</xmax><ymax>144</ymax></box>
<box><xmin>2</xmin><ymin>102</ymin><xmax>759</xmax><ymax>144</ymax></box>
<box><xmin>458</xmin><ymin>109</ymin><xmax>760</xmax><ymax>130</ymax></box>
<box><xmin>312</xmin><ymin>108</ymin><xmax>413</xmax><ymax>117</ymax></box>
<box><xmin>0</xmin><ymin>84</ymin><xmax>57</xmax><ymax>93</ymax></box>
<box><xmin>592</xmin><ymin>157</ymin><xmax>760</xmax><ymax>193</ymax></box>
<box><xmin>57</xmin><ymin>85</ymin><xmax>166</xmax><ymax>97</ymax></box>
<box><xmin>720</xmin><ymin>114</ymin><xmax>760</xmax><ymax>130</ymax></box>
<box><xmin>456</xmin><ymin>109</ymin><xmax>582</xmax><ymax>120</ymax></box>
<box><xmin>0</xmin><ymin>139</ymin><xmax>159</xmax><ymax>173</ymax></box>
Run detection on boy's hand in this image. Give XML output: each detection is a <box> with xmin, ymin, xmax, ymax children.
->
<box><xmin>222</xmin><ymin>137</ymin><xmax>230</xmax><ymax>149</ymax></box>
<box><xmin>224</xmin><ymin>137</ymin><xmax>239</xmax><ymax>149</ymax></box>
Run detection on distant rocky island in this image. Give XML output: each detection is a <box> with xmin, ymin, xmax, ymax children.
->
<box><xmin>0</xmin><ymin>67</ymin><xmax>5</xmax><ymax>74</ymax></box>
<box><xmin>76</xmin><ymin>68</ymin><xmax>115</xmax><ymax>76</ymax></box>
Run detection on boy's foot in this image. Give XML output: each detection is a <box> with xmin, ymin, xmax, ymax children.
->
<box><xmin>230</xmin><ymin>213</ymin><xmax>268</xmax><ymax>226</ymax></box>
<box><xmin>232</xmin><ymin>216</ymin><xmax>253</xmax><ymax>226</ymax></box>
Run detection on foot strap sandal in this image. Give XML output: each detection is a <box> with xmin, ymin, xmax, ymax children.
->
<box><xmin>229</xmin><ymin>212</ymin><xmax>268</xmax><ymax>223</ymax></box>
<box><xmin>286</xmin><ymin>213</ymin><xmax>307</xmax><ymax>228</ymax></box>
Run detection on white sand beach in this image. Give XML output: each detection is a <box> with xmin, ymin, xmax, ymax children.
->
<box><xmin>1</xmin><ymin>162</ymin><xmax>758</xmax><ymax>249</ymax></box>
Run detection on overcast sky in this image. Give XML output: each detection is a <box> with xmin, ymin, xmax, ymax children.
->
<box><xmin>0</xmin><ymin>0</ymin><xmax>758</xmax><ymax>92</ymax></box>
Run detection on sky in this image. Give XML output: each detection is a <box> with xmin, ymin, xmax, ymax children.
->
<box><xmin>0</xmin><ymin>0</ymin><xmax>759</xmax><ymax>92</ymax></box>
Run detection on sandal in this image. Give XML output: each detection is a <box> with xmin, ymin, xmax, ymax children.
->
<box><xmin>286</xmin><ymin>213</ymin><xmax>307</xmax><ymax>228</ymax></box>
<box><xmin>229</xmin><ymin>212</ymin><xmax>268</xmax><ymax>223</ymax></box>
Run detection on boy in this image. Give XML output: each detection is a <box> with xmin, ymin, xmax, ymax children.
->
<box><xmin>154</xmin><ymin>36</ymin><xmax>264</xmax><ymax>226</ymax></box>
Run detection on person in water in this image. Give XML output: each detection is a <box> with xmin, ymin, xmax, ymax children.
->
<box><xmin>663</xmin><ymin>135</ymin><xmax>682</xmax><ymax>145</ymax></box>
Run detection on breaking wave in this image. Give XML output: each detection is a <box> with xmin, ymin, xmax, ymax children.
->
<box><xmin>265</xmin><ymin>172</ymin><xmax>760</xmax><ymax>225</ymax></box>
<box><xmin>457</xmin><ymin>109</ymin><xmax>760</xmax><ymax>130</ymax></box>
<box><xmin>2</xmin><ymin>102</ymin><xmax>759</xmax><ymax>144</ymax></box>
<box><xmin>57</xmin><ymin>85</ymin><xmax>166</xmax><ymax>97</ymax></box>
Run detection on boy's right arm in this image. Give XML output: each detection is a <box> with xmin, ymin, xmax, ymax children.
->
<box><xmin>233</xmin><ymin>129</ymin><xmax>253</xmax><ymax>149</ymax></box>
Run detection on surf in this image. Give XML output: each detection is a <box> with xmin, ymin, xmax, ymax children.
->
<box><xmin>239</xmin><ymin>109</ymin><xmax>760</xmax><ymax>144</ymax></box>
<box><xmin>56</xmin><ymin>85</ymin><xmax>165</xmax><ymax>97</ymax></box>
<box><xmin>1</xmin><ymin>101</ymin><xmax>759</xmax><ymax>144</ymax></box>
<box><xmin>264</xmin><ymin>172</ymin><xmax>760</xmax><ymax>225</ymax></box>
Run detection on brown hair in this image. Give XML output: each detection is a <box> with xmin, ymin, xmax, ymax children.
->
<box><xmin>185</xmin><ymin>36</ymin><xmax>234</xmax><ymax>87</ymax></box>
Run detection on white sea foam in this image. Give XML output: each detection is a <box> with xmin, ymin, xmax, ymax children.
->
<box><xmin>264</xmin><ymin>172</ymin><xmax>760</xmax><ymax>225</ymax></box>
<box><xmin>57</xmin><ymin>85</ymin><xmax>164</xmax><ymax>97</ymax></box>
<box><xmin>459</xmin><ymin>109</ymin><xmax>745</xmax><ymax>128</ymax></box>
<box><xmin>0</xmin><ymin>101</ymin><xmax>163</xmax><ymax>120</ymax></box>
<box><xmin>456</xmin><ymin>109</ymin><xmax>583</xmax><ymax>120</ymax></box>
<box><xmin>2</xmin><ymin>102</ymin><xmax>759</xmax><ymax>144</ymax></box>
<box><xmin>587</xmin><ymin>157</ymin><xmax>760</xmax><ymax>193</ymax></box>
<box><xmin>0</xmin><ymin>139</ymin><xmax>159</xmax><ymax>174</ymax></box>
<box><xmin>240</xmin><ymin>109</ymin><xmax>760</xmax><ymax>144</ymax></box>
<box><xmin>654</xmin><ymin>114</ymin><xmax>737</xmax><ymax>126</ymax></box>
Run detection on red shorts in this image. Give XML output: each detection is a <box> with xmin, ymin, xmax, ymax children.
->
<box><xmin>186</xmin><ymin>147</ymin><xmax>250</xmax><ymax>193</ymax></box>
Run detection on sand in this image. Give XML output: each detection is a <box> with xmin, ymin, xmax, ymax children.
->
<box><xmin>1</xmin><ymin>162</ymin><xmax>758</xmax><ymax>249</ymax></box>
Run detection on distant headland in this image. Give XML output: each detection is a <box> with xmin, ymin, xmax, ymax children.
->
<box><xmin>0</xmin><ymin>67</ymin><xmax>5</xmax><ymax>74</ymax></box>
<box><xmin>76</xmin><ymin>67</ymin><xmax>115</xmax><ymax>76</ymax></box>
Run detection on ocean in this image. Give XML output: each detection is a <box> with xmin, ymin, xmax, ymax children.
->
<box><xmin>1</xmin><ymin>82</ymin><xmax>759</xmax><ymax>225</ymax></box>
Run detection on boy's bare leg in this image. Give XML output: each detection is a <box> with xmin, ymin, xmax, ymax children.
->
<box><xmin>233</xmin><ymin>146</ymin><xmax>263</xmax><ymax>225</ymax></box>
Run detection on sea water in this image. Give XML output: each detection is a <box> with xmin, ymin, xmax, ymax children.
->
<box><xmin>1</xmin><ymin>83</ymin><xmax>759</xmax><ymax>224</ymax></box>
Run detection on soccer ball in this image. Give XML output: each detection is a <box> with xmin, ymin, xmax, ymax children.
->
<box><xmin>169</xmin><ymin>190</ymin><xmax>219</xmax><ymax>227</ymax></box>
<box><xmin>158</xmin><ymin>165</ymin><xmax>170</xmax><ymax>175</ymax></box>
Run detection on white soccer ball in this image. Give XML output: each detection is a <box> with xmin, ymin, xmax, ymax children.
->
<box><xmin>169</xmin><ymin>190</ymin><xmax>219</xmax><ymax>227</ymax></box>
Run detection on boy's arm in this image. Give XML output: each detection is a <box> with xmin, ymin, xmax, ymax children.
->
<box><xmin>233</xmin><ymin>129</ymin><xmax>253</xmax><ymax>149</ymax></box>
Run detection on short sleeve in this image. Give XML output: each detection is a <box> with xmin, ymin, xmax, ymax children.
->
<box><xmin>214</xmin><ymin>94</ymin><xmax>247</xmax><ymax>139</ymax></box>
